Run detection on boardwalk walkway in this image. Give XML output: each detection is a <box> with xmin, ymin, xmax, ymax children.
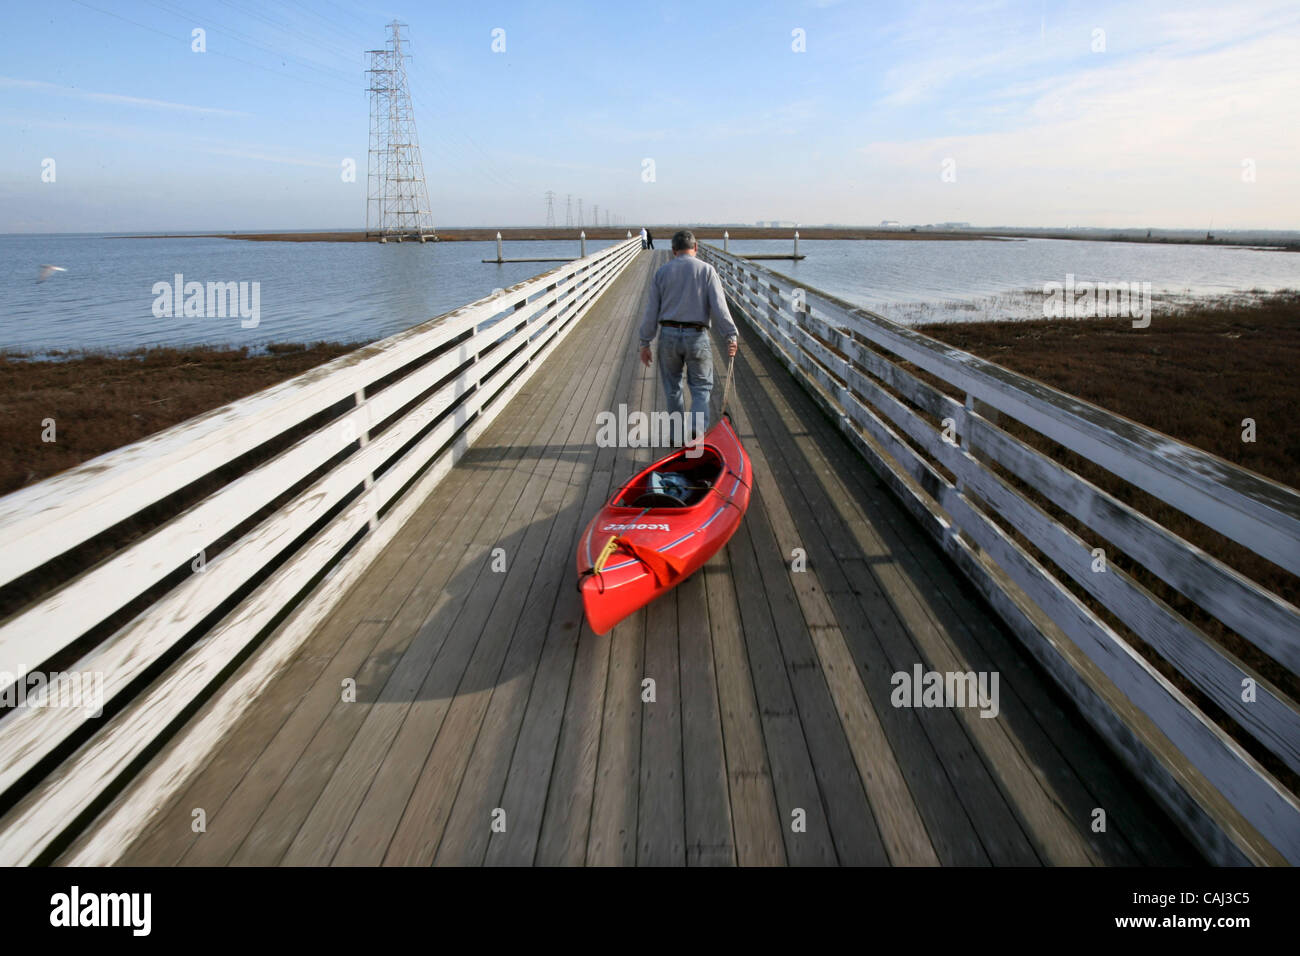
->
<box><xmin>106</xmin><ymin>250</ymin><xmax>1197</xmax><ymax>866</ymax></box>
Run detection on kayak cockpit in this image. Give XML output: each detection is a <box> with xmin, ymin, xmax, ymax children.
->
<box><xmin>613</xmin><ymin>446</ymin><xmax>725</xmax><ymax>508</ymax></box>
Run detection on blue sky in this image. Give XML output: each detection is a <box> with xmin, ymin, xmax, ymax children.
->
<box><xmin>1</xmin><ymin>0</ymin><xmax>1297</xmax><ymax>231</ymax></box>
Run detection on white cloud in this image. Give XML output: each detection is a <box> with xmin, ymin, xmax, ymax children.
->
<box><xmin>0</xmin><ymin>76</ymin><xmax>249</xmax><ymax>116</ymax></box>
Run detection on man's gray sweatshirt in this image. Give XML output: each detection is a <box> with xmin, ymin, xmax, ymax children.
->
<box><xmin>637</xmin><ymin>255</ymin><xmax>739</xmax><ymax>348</ymax></box>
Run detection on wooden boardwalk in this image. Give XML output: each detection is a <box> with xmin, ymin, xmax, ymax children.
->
<box><xmin>109</xmin><ymin>251</ymin><xmax>1198</xmax><ymax>866</ymax></box>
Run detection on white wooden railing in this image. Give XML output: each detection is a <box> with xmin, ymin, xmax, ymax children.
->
<box><xmin>0</xmin><ymin>237</ymin><xmax>641</xmax><ymax>864</ymax></box>
<box><xmin>700</xmin><ymin>243</ymin><xmax>1300</xmax><ymax>866</ymax></box>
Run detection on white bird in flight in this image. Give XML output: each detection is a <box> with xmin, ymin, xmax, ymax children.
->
<box><xmin>37</xmin><ymin>265</ymin><xmax>67</xmax><ymax>282</ymax></box>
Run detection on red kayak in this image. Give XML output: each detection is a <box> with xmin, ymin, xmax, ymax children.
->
<box><xmin>576</xmin><ymin>415</ymin><xmax>752</xmax><ymax>634</ymax></box>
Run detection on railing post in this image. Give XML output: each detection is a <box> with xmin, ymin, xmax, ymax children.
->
<box><xmin>794</xmin><ymin>230</ymin><xmax>799</xmax><ymax>258</ymax></box>
<box><xmin>495</xmin><ymin>231</ymin><xmax>503</xmax><ymax>263</ymax></box>
<box><xmin>580</xmin><ymin>230</ymin><xmax>586</xmax><ymax>257</ymax></box>
<box><xmin>724</xmin><ymin>230</ymin><xmax>729</xmax><ymax>253</ymax></box>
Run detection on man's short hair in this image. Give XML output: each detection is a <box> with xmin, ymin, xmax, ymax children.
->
<box><xmin>671</xmin><ymin>230</ymin><xmax>697</xmax><ymax>252</ymax></box>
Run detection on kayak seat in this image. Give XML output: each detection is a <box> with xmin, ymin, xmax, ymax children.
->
<box><xmin>615</xmin><ymin>448</ymin><xmax>725</xmax><ymax>508</ymax></box>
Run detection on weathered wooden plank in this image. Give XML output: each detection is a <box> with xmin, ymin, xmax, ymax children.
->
<box><xmin>531</xmin><ymin>283</ymin><xmax>658</xmax><ymax>865</ymax></box>
<box><xmin>848</xmin><ymin>360</ymin><xmax>1297</xmax><ymax>862</ymax></box>
<box><xmin>675</xmin><ymin>560</ymin><xmax>736</xmax><ymax>866</ymax></box>
<box><xmin>735</xmin><ymin>358</ymin><xmax>1006</xmax><ymax>865</ymax></box>
<box><xmin>285</xmin><ymin>303</ymin><xmax>618</xmax><ymax>867</ymax></box>
<box><xmin>810</xmin><ymin>417</ymin><xmax>1192</xmax><ymax>864</ymax></box>
<box><xmin>722</xmin><ymin>258</ymin><xmax>1300</xmax><ymax>864</ymax></box>
<box><xmin>753</xmin><ymin>314</ymin><xmax>1254</xmax><ymax>864</ymax></box>
<box><xmin>487</xmin><ymin>265</ymin><xmax>656</xmax><ymax>865</ymax></box>
<box><xmin>705</xmin><ymin>244</ymin><xmax>1300</xmax><ymax>577</ymax></box>
<box><xmin>0</xmin><ymin>239</ymin><xmax>627</xmax><ymax>699</ymax></box>
<box><xmin>171</xmin><ymin>312</ymin><xmax>588</xmax><ymax>867</ymax></box>
<box><xmin>584</xmin><ymin>608</ymin><xmax>647</xmax><ymax>865</ymax></box>
<box><xmin>189</xmin><ymin>288</ymin><xmax>605</xmax><ymax>868</ymax></box>
<box><xmin>636</xmin><ymin>583</ymin><xmax>686</xmax><ymax>865</ymax></box>
<box><xmin>742</xmin><ymin>475</ymin><xmax>932</xmax><ymax>865</ymax></box>
<box><xmin>945</xmin><ymin>439</ymin><xmax>1300</xmax><ymax>774</ymax></box>
<box><xmin>967</xmin><ymin>415</ymin><xmax>1300</xmax><ymax>672</ymax></box>
<box><xmin>384</xmin><ymin>293</ymin><xmax>633</xmax><ymax>867</ymax></box>
<box><xmin>1</xmin><ymin>241</ymin><xmax>642</xmax><ymax>866</ymax></box>
<box><xmin>0</xmin><ymin>240</ymin><xmax>640</xmax><ymax>589</ymax></box>
<box><xmin>723</xmin><ymin>507</ymin><xmax>864</xmax><ymax>866</ymax></box>
<box><xmin>790</xmin><ymin>336</ymin><xmax>1300</xmax><ymax>772</ymax></box>
<box><xmin>703</xmin><ymin>553</ymin><xmax>787</xmax><ymax>865</ymax></box>
<box><xmin>746</xmin><ymin>348</ymin><xmax>1161</xmax><ymax>865</ymax></box>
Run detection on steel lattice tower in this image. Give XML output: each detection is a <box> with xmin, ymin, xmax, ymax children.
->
<box><xmin>544</xmin><ymin>190</ymin><xmax>556</xmax><ymax>227</ymax></box>
<box><xmin>366</xmin><ymin>21</ymin><xmax>436</xmax><ymax>242</ymax></box>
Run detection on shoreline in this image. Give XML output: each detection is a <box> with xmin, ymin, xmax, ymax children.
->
<box><xmin>108</xmin><ymin>226</ymin><xmax>1300</xmax><ymax>250</ymax></box>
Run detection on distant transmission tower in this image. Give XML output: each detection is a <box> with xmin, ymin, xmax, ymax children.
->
<box><xmin>565</xmin><ymin>194</ymin><xmax>573</xmax><ymax>227</ymax></box>
<box><xmin>592</xmin><ymin>204</ymin><xmax>599</xmax><ymax>227</ymax></box>
<box><xmin>544</xmin><ymin>190</ymin><xmax>556</xmax><ymax>227</ymax></box>
<box><xmin>365</xmin><ymin>21</ymin><xmax>436</xmax><ymax>242</ymax></box>
<box><xmin>577</xmin><ymin>198</ymin><xmax>583</xmax><ymax>226</ymax></box>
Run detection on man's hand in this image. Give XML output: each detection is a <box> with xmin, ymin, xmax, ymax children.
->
<box><xmin>639</xmin><ymin>346</ymin><xmax>652</xmax><ymax>367</ymax></box>
<box><xmin>727</xmin><ymin>338</ymin><xmax>739</xmax><ymax>357</ymax></box>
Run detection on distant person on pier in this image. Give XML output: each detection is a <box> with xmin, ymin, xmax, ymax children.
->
<box><xmin>645</xmin><ymin>229</ymin><xmax>655</xmax><ymax>249</ymax></box>
<box><xmin>638</xmin><ymin>230</ymin><xmax>739</xmax><ymax>440</ymax></box>
<box><xmin>640</xmin><ymin>227</ymin><xmax>648</xmax><ymax>249</ymax></box>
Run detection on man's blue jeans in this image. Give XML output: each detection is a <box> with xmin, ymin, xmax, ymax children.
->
<box><xmin>657</xmin><ymin>325</ymin><xmax>713</xmax><ymax>434</ymax></box>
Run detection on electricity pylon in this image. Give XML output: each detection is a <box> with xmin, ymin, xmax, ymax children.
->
<box><xmin>544</xmin><ymin>190</ymin><xmax>556</xmax><ymax>227</ymax></box>
<box><xmin>365</xmin><ymin>21</ymin><xmax>436</xmax><ymax>241</ymax></box>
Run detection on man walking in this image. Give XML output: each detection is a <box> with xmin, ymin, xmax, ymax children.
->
<box><xmin>645</xmin><ymin>229</ymin><xmax>655</xmax><ymax>250</ymax></box>
<box><xmin>638</xmin><ymin>230</ymin><xmax>739</xmax><ymax>440</ymax></box>
<box><xmin>639</xmin><ymin>227</ymin><xmax>648</xmax><ymax>249</ymax></box>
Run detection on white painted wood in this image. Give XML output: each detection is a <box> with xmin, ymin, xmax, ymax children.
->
<box><xmin>0</xmin><ymin>238</ymin><xmax>640</xmax><ymax>864</ymax></box>
<box><xmin>705</xmin><ymin>244</ymin><xmax>1300</xmax><ymax>865</ymax></box>
<box><xmin>965</xmin><ymin>415</ymin><xmax>1300</xmax><ymax>670</ymax></box>
<box><xmin>0</xmin><ymin>241</ymin><xmax>628</xmax><ymax>697</ymax></box>
<box><xmin>723</xmin><ymin>253</ymin><xmax>1300</xmax><ymax>671</ymax></box>
<box><xmin>0</xmin><ymin>240</ymin><xmax>635</xmax><ymax>589</ymax></box>
<box><xmin>706</xmin><ymin>245</ymin><xmax>1300</xmax><ymax>577</ymax></box>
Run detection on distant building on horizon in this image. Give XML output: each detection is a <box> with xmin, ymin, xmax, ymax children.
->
<box><xmin>880</xmin><ymin>220</ymin><xmax>902</xmax><ymax>227</ymax></box>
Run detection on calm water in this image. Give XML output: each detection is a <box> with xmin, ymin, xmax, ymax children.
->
<box><xmin>2</xmin><ymin>233</ymin><xmax>1297</xmax><ymax>354</ymax></box>
<box><xmin>0</xmin><ymin>234</ymin><xmax>618</xmax><ymax>355</ymax></box>
<box><xmin>719</xmin><ymin>237</ymin><xmax>1300</xmax><ymax>324</ymax></box>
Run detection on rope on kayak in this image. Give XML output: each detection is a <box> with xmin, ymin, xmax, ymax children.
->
<box><xmin>717</xmin><ymin>352</ymin><xmax>735</xmax><ymax>426</ymax></box>
<box><xmin>576</xmin><ymin>504</ymin><xmax>654</xmax><ymax>591</ymax></box>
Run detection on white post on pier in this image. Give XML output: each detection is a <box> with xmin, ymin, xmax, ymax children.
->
<box><xmin>794</xmin><ymin>230</ymin><xmax>800</xmax><ymax>258</ymax></box>
<box><xmin>626</xmin><ymin>230</ymin><xmax>632</xmax><ymax>239</ymax></box>
<box><xmin>495</xmin><ymin>231</ymin><xmax>503</xmax><ymax>263</ymax></box>
<box><xmin>580</xmin><ymin>230</ymin><xmax>587</xmax><ymax>257</ymax></box>
<box><xmin>724</xmin><ymin>230</ymin><xmax>729</xmax><ymax>253</ymax></box>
